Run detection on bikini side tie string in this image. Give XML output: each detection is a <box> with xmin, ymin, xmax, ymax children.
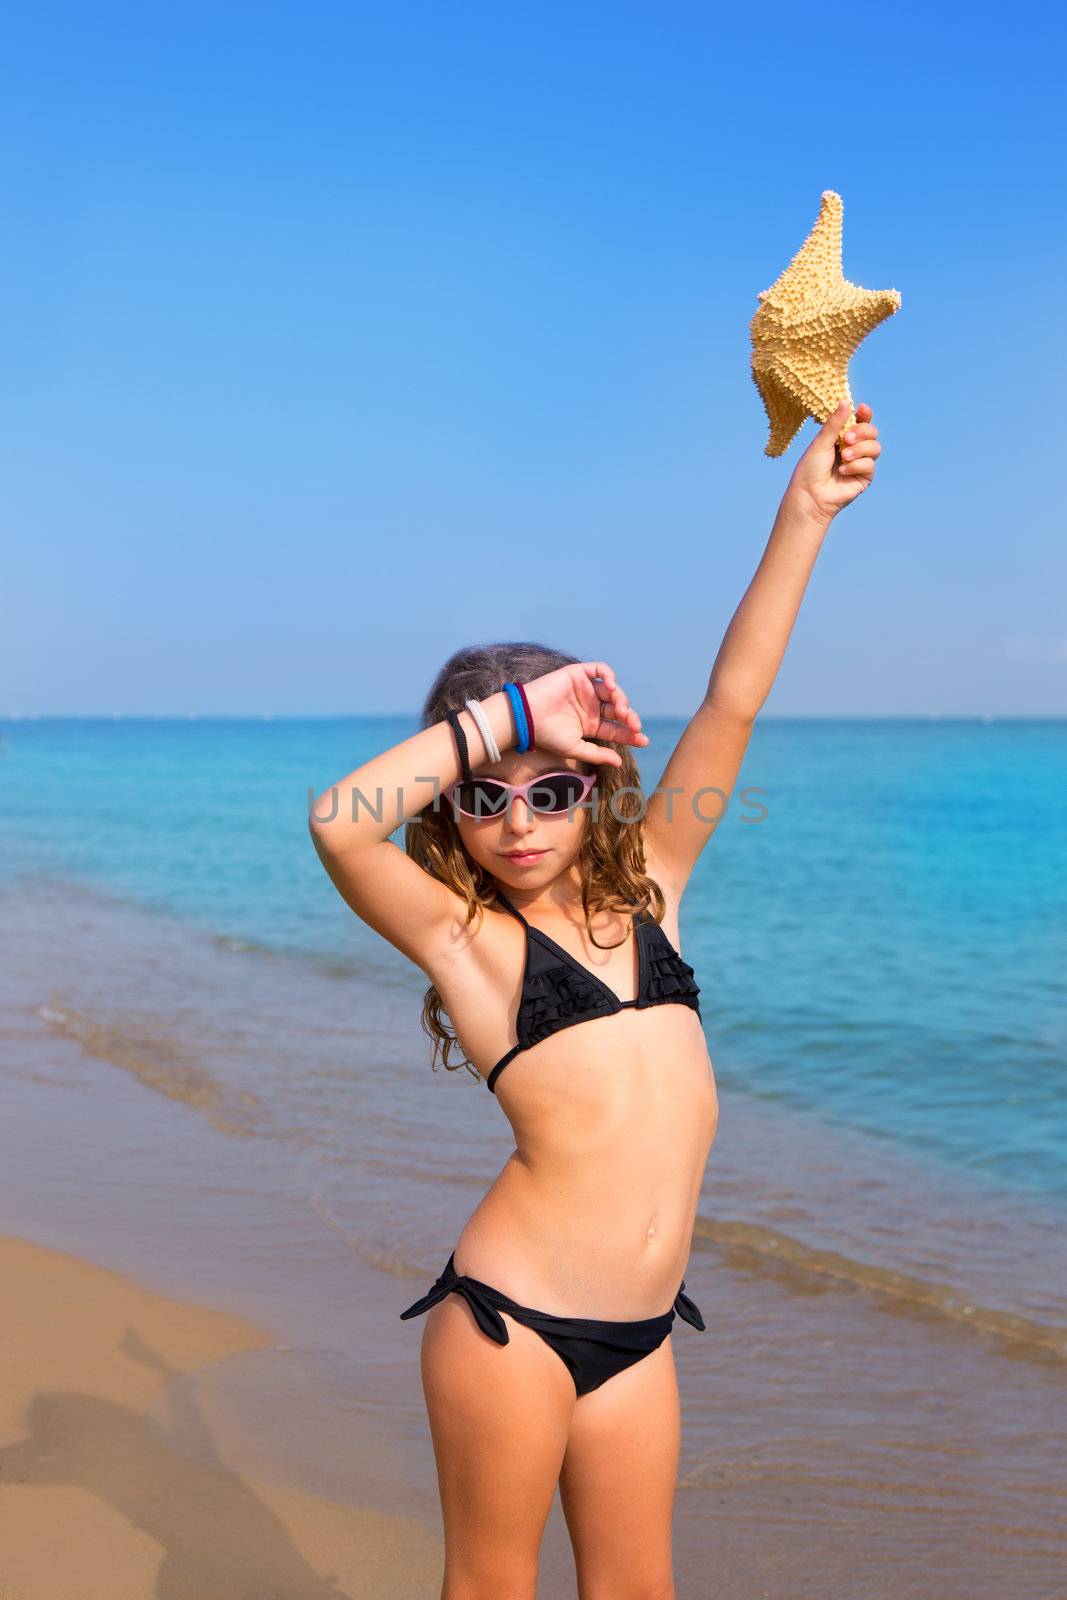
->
<box><xmin>674</xmin><ymin>1281</ymin><xmax>706</xmax><ymax>1331</ymax></box>
<box><xmin>399</xmin><ymin>1253</ymin><xmax>510</xmax><ymax>1344</ymax></box>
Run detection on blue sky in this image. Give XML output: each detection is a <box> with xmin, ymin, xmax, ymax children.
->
<box><xmin>4</xmin><ymin>2</ymin><xmax>1065</xmax><ymax>717</ymax></box>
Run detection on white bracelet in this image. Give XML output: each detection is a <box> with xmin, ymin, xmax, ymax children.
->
<box><xmin>464</xmin><ymin>698</ymin><xmax>500</xmax><ymax>764</ymax></box>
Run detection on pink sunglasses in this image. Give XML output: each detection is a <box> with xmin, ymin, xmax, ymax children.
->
<box><xmin>445</xmin><ymin>770</ymin><xmax>597</xmax><ymax>819</ymax></box>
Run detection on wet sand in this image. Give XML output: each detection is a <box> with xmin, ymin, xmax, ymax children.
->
<box><xmin>0</xmin><ymin>1231</ymin><xmax>444</xmax><ymax>1600</ymax></box>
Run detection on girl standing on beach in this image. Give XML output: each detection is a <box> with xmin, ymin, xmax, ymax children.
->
<box><xmin>309</xmin><ymin>398</ymin><xmax>880</xmax><ymax>1599</ymax></box>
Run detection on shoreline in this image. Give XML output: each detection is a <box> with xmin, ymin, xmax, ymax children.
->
<box><xmin>3</xmin><ymin>870</ymin><xmax>1067</xmax><ymax>1597</ymax></box>
<box><xmin>0</xmin><ymin>1229</ymin><xmax>444</xmax><ymax>1599</ymax></box>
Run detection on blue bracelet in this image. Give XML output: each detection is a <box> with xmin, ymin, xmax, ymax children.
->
<box><xmin>503</xmin><ymin>681</ymin><xmax>530</xmax><ymax>753</ymax></box>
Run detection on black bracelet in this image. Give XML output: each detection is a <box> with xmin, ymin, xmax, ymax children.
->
<box><xmin>445</xmin><ymin>709</ymin><xmax>473</xmax><ymax>786</ymax></box>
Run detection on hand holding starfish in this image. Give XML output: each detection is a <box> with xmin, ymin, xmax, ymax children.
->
<box><xmin>782</xmin><ymin>397</ymin><xmax>882</xmax><ymax>527</ymax></box>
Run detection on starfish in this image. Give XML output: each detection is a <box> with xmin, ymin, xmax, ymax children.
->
<box><xmin>750</xmin><ymin>190</ymin><xmax>901</xmax><ymax>457</ymax></box>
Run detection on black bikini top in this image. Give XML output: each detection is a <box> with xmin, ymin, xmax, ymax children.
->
<box><xmin>486</xmin><ymin>890</ymin><xmax>702</xmax><ymax>1093</ymax></box>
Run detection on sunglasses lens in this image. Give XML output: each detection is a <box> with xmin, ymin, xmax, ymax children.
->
<box><xmin>454</xmin><ymin>780</ymin><xmax>509</xmax><ymax>817</ymax></box>
<box><xmin>452</xmin><ymin>773</ymin><xmax>590</xmax><ymax>817</ymax></box>
<box><xmin>528</xmin><ymin>774</ymin><xmax>589</xmax><ymax>812</ymax></box>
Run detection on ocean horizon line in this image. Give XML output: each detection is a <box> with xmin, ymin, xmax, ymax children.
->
<box><xmin>3</xmin><ymin>712</ymin><xmax>1064</xmax><ymax>725</ymax></box>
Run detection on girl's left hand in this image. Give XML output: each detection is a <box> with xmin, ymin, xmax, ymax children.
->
<box><xmin>783</xmin><ymin>399</ymin><xmax>882</xmax><ymax>528</ymax></box>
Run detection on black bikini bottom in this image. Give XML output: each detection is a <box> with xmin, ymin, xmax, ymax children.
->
<box><xmin>399</xmin><ymin>1249</ymin><xmax>706</xmax><ymax>1398</ymax></box>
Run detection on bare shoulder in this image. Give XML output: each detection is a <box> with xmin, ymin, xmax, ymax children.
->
<box><xmin>429</xmin><ymin>890</ymin><xmax>523</xmax><ymax>996</ymax></box>
<box><xmin>308</xmin><ymin>831</ymin><xmax>516</xmax><ymax>989</ymax></box>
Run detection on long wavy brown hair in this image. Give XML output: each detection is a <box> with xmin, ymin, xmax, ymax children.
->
<box><xmin>405</xmin><ymin>641</ymin><xmax>668</xmax><ymax>1082</ymax></box>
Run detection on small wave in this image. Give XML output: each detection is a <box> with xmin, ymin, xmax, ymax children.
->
<box><xmin>211</xmin><ymin>933</ymin><xmax>268</xmax><ymax>956</ymax></box>
<box><xmin>37</xmin><ymin>997</ymin><xmax>267</xmax><ymax>1140</ymax></box>
<box><xmin>207</xmin><ymin>928</ymin><xmax>414</xmax><ymax>992</ymax></box>
<box><xmin>307</xmin><ymin>1187</ymin><xmax>428</xmax><ymax>1280</ymax></box>
<box><xmin>692</xmin><ymin>1213</ymin><xmax>1067</xmax><ymax>1362</ymax></box>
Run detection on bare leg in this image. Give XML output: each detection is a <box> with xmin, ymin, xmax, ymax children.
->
<box><xmin>420</xmin><ymin>1296</ymin><xmax>578</xmax><ymax>1599</ymax></box>
<box><xmin>558</xmin><ymin>1335</ymin><xmax>680</xmax><ymax>1600</ymax></box>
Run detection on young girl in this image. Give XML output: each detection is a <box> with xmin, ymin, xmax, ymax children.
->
<box><xmin>310</xmin><ymin>399</ymin><xmax>881</xmax><ymax>1599</ymax></box>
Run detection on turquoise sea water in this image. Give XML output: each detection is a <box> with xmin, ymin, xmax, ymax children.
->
<box><xmin>4</xmin><ymin>714</ymin><xmax>1065</xmax><ymax>1203</ymax></box>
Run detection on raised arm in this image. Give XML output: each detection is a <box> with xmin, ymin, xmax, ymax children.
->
<box><xmin>308</xmin><ymin>662</ymin><xmax>646</xmax><ymax>980</ymax></box>
<box><xmin>645</xmin><ymin>400</ymin><xmax>882</xmax><ymax>895</ymax></box>
<box><xmin>307</xmin><ymin>691</ymin><xmax>517</xmax><ymax>977</ymax></box>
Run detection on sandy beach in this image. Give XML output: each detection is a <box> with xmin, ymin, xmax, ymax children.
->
<box><xmin>0</xmin><ymin>1231</ymin><xmax>444</xmax><ymax>1600</ymax></box>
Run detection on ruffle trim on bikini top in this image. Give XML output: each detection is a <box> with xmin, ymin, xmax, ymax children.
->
<box><xmin>398</xmin><ymin>1253</ymin><xmax>707</xmax><ymax>1343</ymax></box>
<box><xmin>515</xmin><ymin>922</ymin><xmax>701</xmax><ymax>1051</ymax></box>
<box><xmin>642</xmin><ymin>938</ymin><xmax>701</xmax><ymax>1010</ymax></box>
<box><xmin>521</xmin><ymin>964</ymin><xmax>615</xmax><ymax>1049</ymax></box>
